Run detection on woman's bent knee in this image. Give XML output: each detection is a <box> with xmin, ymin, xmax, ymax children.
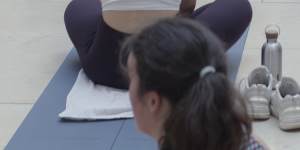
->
<box><xmin>237</xmin><ymin>0</ymin><xmax>253</xmax><ymax>28</ymax></box>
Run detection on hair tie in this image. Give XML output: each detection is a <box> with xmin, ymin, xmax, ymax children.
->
<box><xmin>200</xmin><ymin>66</ymin><xmax>216</xmax><ymax>77</ymax></box>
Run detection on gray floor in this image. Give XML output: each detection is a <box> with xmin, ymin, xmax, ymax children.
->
<box><xmin>0</xmin><ymin>0</ymin><xmax>72</xmax><ymax>148</ymax></box>
<box><xmin>1</xmin><ymin>0</ymin><xmax>300</xmax><ymax>149</ymax></box>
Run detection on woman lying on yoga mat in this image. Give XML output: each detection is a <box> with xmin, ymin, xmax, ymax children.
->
<box><xmin>119</xmin><ymin>18</ymin><xmax>265</xmax><ymax>150</ymax></box>
<box><xmin>65</xmin><ymin>0</ymin><xmax>252</xmax><ymax>89</ymax></box>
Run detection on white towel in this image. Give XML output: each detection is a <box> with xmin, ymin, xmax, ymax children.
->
<box><xmin>59</xmin><ymin>69</ymin><xmax>133</xmax><ymax>120</ymax></box>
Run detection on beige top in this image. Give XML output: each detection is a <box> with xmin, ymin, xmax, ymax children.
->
<box><xmin>102</xmin><ymin>0</ymin><xmax>180</xmax><ymax>11</ymax></box>
<box><xmin>102</xmin><ymin>0</ymin><xmax>180</xmax><ymax>33</ymax></box>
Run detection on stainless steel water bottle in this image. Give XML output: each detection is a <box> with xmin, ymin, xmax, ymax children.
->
<box><xmin>261</xmin><ymin>24</ymin><xmax>282</xmax><ymax>89</ymax></box>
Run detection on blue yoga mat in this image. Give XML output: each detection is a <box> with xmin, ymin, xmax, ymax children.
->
<box><xmin>5</xmin><ymin>29</ymin><xmax>248</xmax><ymax>150</ymax></box>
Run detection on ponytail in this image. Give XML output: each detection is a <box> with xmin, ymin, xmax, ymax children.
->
<box><xmin>161</xmin><ymin>72</ymin><xmax>251</xmax><ymax>150</ymax></box>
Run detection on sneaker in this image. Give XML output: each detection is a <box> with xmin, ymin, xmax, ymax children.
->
<box><xmin>239</xmin><ymin>66</ymin><xmax>273</xmax><ymax>119</ymax></box>
<box><xmin>271</xmin><ymin>77</ymin><xmax>300</xmax><ymax>130</ymax></box>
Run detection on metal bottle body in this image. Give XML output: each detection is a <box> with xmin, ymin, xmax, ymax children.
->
<box><xmin>261</xmin><ymin>38</ymin><xmax>282</xmax><ymax>87</ymax></box>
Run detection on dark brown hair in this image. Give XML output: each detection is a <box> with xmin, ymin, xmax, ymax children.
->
<box><xmin>120</xmin><ymin>18</ymin><xmax>251</xmax><ymax>150</ymax></box>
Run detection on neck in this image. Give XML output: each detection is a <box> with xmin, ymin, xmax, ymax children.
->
<box><xmin>267</xmin><ymin>38</ymin><xmax>277</xmax><ymax>43</ymax></box>
<box><xmin>150</xmin><ymin>98</ymin><xmax>171</xmax><ymax>142</ymax></box>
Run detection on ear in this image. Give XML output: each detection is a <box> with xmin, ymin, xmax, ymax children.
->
<box><xmin>143</xmin><ymin>91</ymin><xmax>162</xmax><ymax>113</ymax></box>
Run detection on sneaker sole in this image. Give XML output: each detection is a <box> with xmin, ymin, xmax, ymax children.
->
<box><xmin>279</xmin><ymin>110</ymin><xmax>300</xmax><ymax>130</ymax></box>
<box><xmin>247</xmin><ymin>102</ymin><xmax>270</xmax><ymax>119</ymax></box>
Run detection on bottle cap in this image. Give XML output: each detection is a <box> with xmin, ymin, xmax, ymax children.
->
<box><xmin>265</xmin><ymin>24</ymin><xmax>280</xmax><ymax>39</ymax></box>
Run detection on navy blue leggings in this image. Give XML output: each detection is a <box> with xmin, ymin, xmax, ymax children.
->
<box><xmin>64</xmin><ymin>0</ymin><xmax>252</xmax><ymax>89</ymax></box>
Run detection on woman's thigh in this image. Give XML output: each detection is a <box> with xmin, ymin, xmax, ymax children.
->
<box><xmin>192</xmin><ymin>0</ymin><xmax>252</xmax><ymax>49</ymax></box>
<box><xmin>64</xmin><ymin>0</ymin><xmax>128</xmax><ymax>89</ymax></box>
<box><xmin>83</xmin><ymin>17</ymin><xmax>129</xmax><ymax>89</ymax></box>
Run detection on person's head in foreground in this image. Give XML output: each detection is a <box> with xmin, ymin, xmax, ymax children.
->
<box><xmin>120</xmin><ymin>18</ymin><xmax>252</xmax><ymax>150</ymax></box>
